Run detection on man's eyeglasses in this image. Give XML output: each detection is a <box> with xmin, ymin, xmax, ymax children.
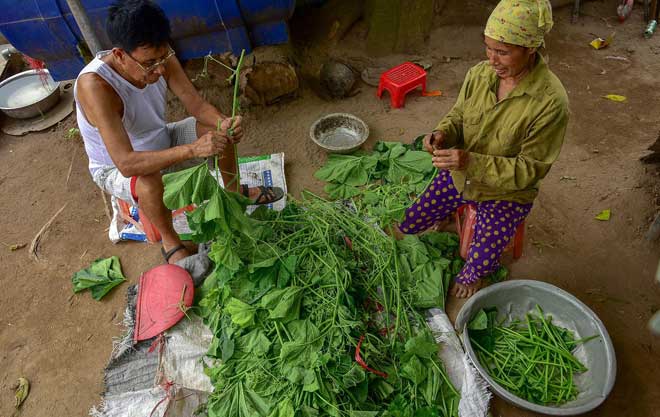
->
<box><xmin>126</xmin><ymin>47</ymin><xmax>175</xmax><ymax>73</ymax></box>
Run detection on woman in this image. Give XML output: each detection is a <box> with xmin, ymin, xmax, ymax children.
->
<box><xmin>400</xmin><ymin>0</ymin><xmax>568</xmax><ymax>298</ymax></box>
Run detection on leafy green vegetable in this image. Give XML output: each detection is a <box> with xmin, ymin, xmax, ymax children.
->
<box><xmin>469</xmin><ymin>305</ymin><xmax>597</xmax><ymax>406</ymax></box>
<box><xmin>195</xmin><ymin>195</ymin><xmax>460</xmax><ymax>417</ymax></box>
<box><xmin>314</xmin><ymin>139</ymin><xmax>436</xmax><ymax>227</ymax></box>
<box><xmin>71</xmin><ymin>256</ymin><xmax>126</xmax><ymax>300</ymax></box>
<box><xmin>260</xmin><ymin>287</ymin><xmax>304</xmax><ymax>322</ymax></box>
<box><xmin>468</xmin><ymin>310</ymin><xmax>488</xmax><ymax>331</ymax></box>
<box><xmin>225</xmin><ymin>298</ymin><xmax>256</xmax><ymax>328</ymax></box>
<box><xmin>314</xmin><ymin>154</ymin><xmax>378</xmax><ymax>186</ymax></box>
<box><xmin>325</xmin><ymin>182</ymin><xmax>362</xmax><ymax>200</ymax></box>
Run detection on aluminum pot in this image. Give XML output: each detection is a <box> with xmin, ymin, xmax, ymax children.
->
<box><xmin>0</xmin><ymin>69</ymin><xmax>61</xmax><ymax>119</ymax></box>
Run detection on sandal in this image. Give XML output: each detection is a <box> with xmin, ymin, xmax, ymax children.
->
<box><xmin>161</xmin><ymin>244</ymin><xmax>187</xmax><ymax>263</ymax></box>
<box><xmin>241</xmin><ymin>184</ymin><xmax>285</xmax><ymax>206</ymax></box>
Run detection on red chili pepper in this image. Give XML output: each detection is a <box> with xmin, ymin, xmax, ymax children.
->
<box><xmin>343</xmin><ymin>236</ymin><xmax>353</xmax><ymax>251</ymax></box>
<box><xmin>355</xmin><ymin>335</ymin><xmax>388</xmax><ymax>378</ymax></box>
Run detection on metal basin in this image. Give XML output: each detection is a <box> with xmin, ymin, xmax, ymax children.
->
<box><xmin>455</xmin><ymin>280</ymin><xmax>616</xmax><ymax>416</ymax></box>
<box><xmin>310</xmin><ymin>113</ymin><xmax>369</xmax><ymax>154</ymax></box>
<box><xmin>0</xmin><ymin>69</ymin><xmax>61</xmax><ymax>119</ymax></box>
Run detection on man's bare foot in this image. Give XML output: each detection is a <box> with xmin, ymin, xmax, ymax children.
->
<box><xmin>450</xmin><ymin>279</ymin><xmax>484</xmax><ymax>299</ymax></box>
<box><xmin>162</xmin><ymin>242</ymin><xmax>190</xmax><ymax>264</ymax></box>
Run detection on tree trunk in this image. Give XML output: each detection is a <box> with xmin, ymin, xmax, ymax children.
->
<box><xmin>365</xmin><ymin>0</ymin><xmax>436</xmax><ymax>55</ymax></box>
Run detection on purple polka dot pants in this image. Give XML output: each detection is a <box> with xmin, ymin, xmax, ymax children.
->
<box><xmin>399</xmin><ymin>169</ymin><xmax>532</xmax><ymax>285</ymax></box>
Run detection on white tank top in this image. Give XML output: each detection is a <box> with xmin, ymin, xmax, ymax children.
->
<box><xmin>74</xmin><ymin>51</ymin><xmax>171</xmax><ymax>174</ymax></box>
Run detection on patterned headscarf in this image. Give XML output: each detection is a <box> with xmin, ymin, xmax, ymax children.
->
<box><xmin>484</xmin><ymin>0</ymin><xmax>554</xmax><ymax>48</ymax></box>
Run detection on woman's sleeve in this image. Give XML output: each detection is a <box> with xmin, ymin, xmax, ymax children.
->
<box><xmin>434</xmin><ymin>68</ymin><xmax>473</xmax><ymax>148</ymax></box>
<box><xmin>464</xmin><ymin>99</ymin><xmax>569</xmax><ymax>191</ymax></box>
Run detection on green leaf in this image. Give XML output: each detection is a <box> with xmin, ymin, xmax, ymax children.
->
<box><xmin>595</xmin><ymin>209</ymin><xmax>611</xmax><ymax>221</ymax></box>
<box><xmin>404</xmin><ymin>333</ymin><xmax>438</xmax><ymax>359</ymax></box>
<box><xmin>238</xmin><ymin>329</ymin><xmax>272</xmax><ymax>357</ymax></box>
<box><xmin>374</xmin><ymin>141</ymin><xmax>407</xmax><ymax>160</ymax></box>
<box><xmin>267</xmin><ymin>398</ymin><xmax>295</xmax><ymax>417</ymax></box>
<box><xmin>342</xmin><ymin>365</ymin><xmax>366</xmax><ymax>388</ymax></box>
<box><xmin>243</xmin><ymin>385</ymin><xmax>271</xmax><ymax>416</ymax></box>
<box><xmin>277</xmin><ymin>255</ymin><xmax>297</xmax><ymax>288</ymax></box>
<box><xmin>420</xmin><ymin>367</ymin><xmax>440</xmax><ymax>405</ymax></box>
<box><xmin>301</xmin><ymin>405</ymin><xmax>320</xmax><ymax>417</ymax></box>
<box><xmin>385</xmin><ymin>394</ymin><xmax>415</xmax><ymax>417</ymax></box>
<box><xmin>71</xmin><ymin>256</ymin><xmax>126</xmax><ymax>300</ymax></box>
<box><xmin>14</xmin><ymin>377</ymin><xmax>29</xmax><ymax>409</ymax></box>
<box><xmin>302</xmin><ymin>369</ymin><xmax>320</xmax><ymax>392</ymax></box>
<box><xmin>325</xmin><ymin>183</ymin><xmax>362</xmax><ymax>200</ymax></box>
<box><xmin>260</xmin><ymin>287</ymin><xmax>304</xmax><ymax>323</ymax></box>
<box><xmin>397</xmin><ymin>235</ymin><xmax>430</xmax><ymax>265</ymax></box>
<box><xmin>279</xmin><ymin>320</ymin><xmax>322</xmax><ymax>368</ymax></box>
<box><xmin>314</xmin><ymin>154</ymin><xmax>377</xmax><ymax>186</ymax></box>
<box><xmin>225</xmin><ymin>298</ymin><xmax>256</xmax><ymax>328</ymax></box>
<box><xmin>386</xmin><ymin>151</ymin><xmax>433</xmax><ymax>185</ymax></box>
<box><xmin>209</xmin><ymin>235</ymin><xmax>243</xmax><ymax>272</ymax></box>
<box><xmin>371</xmin><ymin>379</ymin><xmax>395</xmax><ymax>400</ymax></box>
<box><xmin>350</xmin><ymin>411</ymin><xmax>379</xmax><ymax>417</ymax></box>
<box><xmin>400</xmin><ymin>355</ymin><xmax>426</xmax><ymax>384</ymax></box>
<box><xmin>413</xmin><ymin>407</ymin><xmax>440</xmax><ymax>417</ymax></box>
<box><xmin>163</xmin><ymin>163</ymin><xmax>217</xmax><ymax>209</ymax></box>
<box><xmin>420</xmin><ymin>231</ymin><xmax>459</xmax><ymax>251</ymax></box>
<box><xmin>409</xmin><ymin>263</ymin><xmax>444</xmax><ymax>309</ymax></box>
<box><xmin>283</xmin><ymin>366</ymin><xmax>306</xmax><ymax>384</ymax></box>
<box><xmin>468</xmin><ymin>309</ymin><xmax>488</xmax><ymax>330</ymax></box>
<box><xmin>248</xmin><ymin>254</ymin><xmax>298</xmax><ymax>290</ymax></box>
<box><xmin>488</xmin><ymin>265</ymin><xmax>508</xmax><ymax>283</ymax></box>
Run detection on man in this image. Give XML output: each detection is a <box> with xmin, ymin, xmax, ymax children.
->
<box><xmin>75</xmin><ymin>0</ymin><xmax>282</xmax><ymax>264</ymax></box>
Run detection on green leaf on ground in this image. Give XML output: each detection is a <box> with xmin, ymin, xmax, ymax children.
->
<box><xmin>71</xmin><ymin>256</ymin><xmax>126</xmax><ymax>300</ymax></box>
<box><xmin>595</xmin><ymin>209</ymin><xmax>611</xmax><ymax>221</ymax></box>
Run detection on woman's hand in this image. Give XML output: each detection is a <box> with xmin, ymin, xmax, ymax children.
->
<box><xmin>423</xmin><ymin>130</ymin><xmax>444</xmax><ymax>154</ymax></box>
<box><xmin>432</xmin><ymin>149</ymin><xmax>470</xmax><ymax>170</ymax></box>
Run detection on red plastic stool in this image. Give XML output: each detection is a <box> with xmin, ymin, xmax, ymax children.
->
<box><xmin>376</xmin><ymin>62</ymin><xmax>427</xmax><ymax>108</ymax></box>
<box><xmin>117</xmin><ymin>199</ymin><xmax>194</xmax><ymax>243</ymax></box>
<box><xmin>455</xmin><ymin>204</ymin><xmax>525</xmax><ymax>261</ymax></box>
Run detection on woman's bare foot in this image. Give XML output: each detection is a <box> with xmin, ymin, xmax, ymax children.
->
<box><xmin>451</xmin><ymin>279</ymin><xmax>484</xmax><ymax>299</ymax></box>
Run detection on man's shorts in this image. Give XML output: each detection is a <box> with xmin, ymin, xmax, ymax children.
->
<box><xmin>91</xmin><ymin>117</ymin><xmax>198</xmax><ymax>205</ymax></box>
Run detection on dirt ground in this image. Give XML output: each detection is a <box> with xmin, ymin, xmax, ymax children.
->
<box><xmin>1</xmin><ymin>1</ymin><xmax>659</xmax><ymax>416</ymax></box>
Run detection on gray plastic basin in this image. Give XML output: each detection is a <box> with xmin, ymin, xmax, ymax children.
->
<box><xmin>455</xmin><ymin>280</ymin><xmax>616</xmax><ymax>415</ymax></box>
<box><xmin>309</xmin><ymin>113</ymin><xmax>369</xmax><ymax>154</ymax></box>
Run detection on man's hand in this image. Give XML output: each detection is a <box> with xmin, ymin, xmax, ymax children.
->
<box><xmin>423</xmin><ymin>131</ymin><xmax>445</xmax><ymax>154</ymax></box>
<box><xmin>432</xmin><ymin>149</ymin><xmax>470</xmax><ymax>170</ymax></box>
<box><xmin>191</xmin><ymin>131</ymin><xmax>230</xmax><ymax>158</ymax></box>
<box><xmin>219</xmin><ymin>116</ymin><xmax>244</xmax><ymax>144</ymax></box>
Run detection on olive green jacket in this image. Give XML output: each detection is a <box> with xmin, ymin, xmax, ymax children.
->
<box><xmin>435</xmin><ymin>55</ymin><xmax>569</xmax><ymax>203</ymax></box>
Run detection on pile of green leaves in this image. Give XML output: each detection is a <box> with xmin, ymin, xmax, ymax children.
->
<box><xmin>468</xmin><ymin>305</ymin><xmax>597</xmax><ymax>406</ymax></box>
<box><xmin>315</xmin><ymin>138</ymin><xmax>435</xmax><ymax>227</ymax></box>
<box><xmin>192</xmin><ymin>195</ymin><xmax>462</xmax><ymax>417</ymax></box>
<box><xmin>161</xmin><ymin>138</ymin><xmax>466</xmax><ymax>416</ymax></box>
<box><xmin>314</xmin><ymin>140</ymin><xmax>510</xmax><ymax>283</ymax></box>
<box><xmin>71</xmin><ymin>256</ymin><xmax>126</xmax><ymax>300</ymax></box>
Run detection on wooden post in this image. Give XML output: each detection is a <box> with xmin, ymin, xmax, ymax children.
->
<box><xmin>365</xmin><ymin>0</ymin><xmax>436</xmax><ymax>55</ymax></box>
<box><xmin>65</xmin><ymin>0</ymin><xmax>104</xmax><ymax>55</ymax></box>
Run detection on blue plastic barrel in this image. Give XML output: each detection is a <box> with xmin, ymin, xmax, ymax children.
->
<box><xmin>0</xmin><ymin>0</ymin><xmax>295</xmax><ymax>80</ymax></box>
